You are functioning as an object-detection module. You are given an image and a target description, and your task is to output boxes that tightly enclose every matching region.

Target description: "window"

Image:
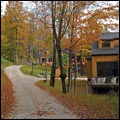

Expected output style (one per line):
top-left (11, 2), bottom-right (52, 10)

top-left (102, 41), bottom-right (110, 48)
top-left (48, 57), bottom-right (52, 62)
top-left (41, 57), bottom-right (46, 62)
top-left (77, 56), bottom-right (81, 61)
top-left (97, 62), bottom-right (118, 77)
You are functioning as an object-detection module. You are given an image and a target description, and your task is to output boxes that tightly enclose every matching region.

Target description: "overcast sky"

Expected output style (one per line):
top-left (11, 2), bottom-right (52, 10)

top-left (1, 1), bottom-right (8, 15)
top-left (1, 1), bottom-right (29, 15)
top-left (1, 1), bottom-right (119, 15)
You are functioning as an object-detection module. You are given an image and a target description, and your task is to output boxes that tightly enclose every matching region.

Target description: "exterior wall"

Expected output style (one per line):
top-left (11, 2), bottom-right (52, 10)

top-left (86, 59), bottom-right (92, 78)
top-left (92, 55), bottom-right (118, 77)
top-left (99, 40), bottom-right (112, 49)
top-left (98, 39), bottom-right (119, 49)
top-left (41, 62), bottom-right (52, 66)
top-left (98, 40), bottom-right (102, 49)
top-left (114, 40), bottom-right (119, 47)
top-left (41, 56), bottom-right (52, 66)
top-left (110, 41), bottom-right (114, 48)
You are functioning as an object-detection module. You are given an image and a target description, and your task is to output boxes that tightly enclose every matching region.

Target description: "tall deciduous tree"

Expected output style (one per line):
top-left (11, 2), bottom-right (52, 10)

top-left (1, 1), bottom-right (26, 63)
top-left (50, 1), bottom-right (73, 93)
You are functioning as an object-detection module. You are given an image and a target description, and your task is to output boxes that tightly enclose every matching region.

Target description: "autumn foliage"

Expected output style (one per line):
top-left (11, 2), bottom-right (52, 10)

top-left (1, 1), bottom-right (119, 64)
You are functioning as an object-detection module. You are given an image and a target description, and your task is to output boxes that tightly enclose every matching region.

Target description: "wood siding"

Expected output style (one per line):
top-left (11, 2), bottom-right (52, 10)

top-left (92, 55), bottom-right (118, 77)
top-left (86, 59), bottom-right (92, 78)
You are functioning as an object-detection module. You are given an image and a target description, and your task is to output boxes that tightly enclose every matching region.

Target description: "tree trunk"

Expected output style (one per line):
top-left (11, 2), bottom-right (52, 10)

top-left (10, 43), bottom-right (13, 62)
top-left (68, 49), bottom-right (72, 92)
top-left (31, 63), bottom-right (33, 75)
top-left (74, 52), bottom-right (78, 95)
top-left (80, 50), bottom-right (84, 75)
top-left (15, 27), bottom-right (18, 64)
top-left (31, 44), bottom-right (34, 75)
top-left (50, 1), bottom-right (57, 87)
top-left (57, 45), bottom-right (66, 93)
top-left (50, 42), bottom-right (56, 87)
top-left (44, 52), bottom-right (47, 82)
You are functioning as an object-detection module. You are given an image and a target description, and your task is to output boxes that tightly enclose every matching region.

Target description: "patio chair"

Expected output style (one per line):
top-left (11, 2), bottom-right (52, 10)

top-left (116, 76), bottom-right (119, 84)
top-left (97, 77), bottom-right (106, 84)
top-left (105, 76), bottom-right (112, 83)
top-left (111, 77), bottom-right (117, 84)
top-left (91, 77), bottom-right (97, 85)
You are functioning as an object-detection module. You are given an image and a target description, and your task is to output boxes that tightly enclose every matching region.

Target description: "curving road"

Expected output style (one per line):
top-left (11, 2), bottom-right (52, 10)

top-left (4, 65), bottom-right (79, 119)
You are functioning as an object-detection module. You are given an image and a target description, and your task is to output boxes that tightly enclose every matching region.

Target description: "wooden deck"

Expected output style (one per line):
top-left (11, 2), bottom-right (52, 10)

top-left (90, 83), bottom-right (119, 87)
top-left (88, 84), bottom-right (119, 93)
top-left (87, 76), bottom-right (119, 93)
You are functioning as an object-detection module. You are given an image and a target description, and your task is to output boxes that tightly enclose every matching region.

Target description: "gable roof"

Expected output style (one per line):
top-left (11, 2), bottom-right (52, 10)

top-left (100, 32), bottom-right (119, 40)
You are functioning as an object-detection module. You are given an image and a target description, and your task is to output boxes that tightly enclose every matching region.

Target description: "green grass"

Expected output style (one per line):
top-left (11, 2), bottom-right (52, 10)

top-left (20, 65), bottom-right (87, 78)
top-left (36, 80), bottom-right (119, 119)
top-left (1, 56), bottom-right (13, 84)
top-left (1, 56), bottom-right (13, 88)
top-left (1, 56), bottom-right (13, 69)
top-left (108, 91), bottom-right (119, 114)
top-left (20, 65), bottom-right (52, 77)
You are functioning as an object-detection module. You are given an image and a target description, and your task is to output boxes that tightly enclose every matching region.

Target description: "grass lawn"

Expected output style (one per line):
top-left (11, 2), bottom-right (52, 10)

top-left (20, 65), bottom-right (52, 77)
top-left (35, 79), bottom-right (119, 119)
top-left (1, 56), bottom-right (16, 119)
top-left (20, 65), bottom-right (87, 78)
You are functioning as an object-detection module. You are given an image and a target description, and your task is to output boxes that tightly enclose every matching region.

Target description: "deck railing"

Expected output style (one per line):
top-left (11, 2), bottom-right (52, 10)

top-left (89, 76), bottom-right (119, 85)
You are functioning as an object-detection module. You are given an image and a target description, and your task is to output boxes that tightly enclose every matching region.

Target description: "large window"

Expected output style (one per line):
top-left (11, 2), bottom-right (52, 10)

top-left (97, 61), bottom-right (118, 77)
top-left (102, 41), bottom-right (110, 48)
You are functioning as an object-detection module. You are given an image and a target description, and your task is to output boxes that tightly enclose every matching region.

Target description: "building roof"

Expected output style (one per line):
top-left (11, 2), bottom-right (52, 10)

top-left (100, 32), bottom-right (119, 40)
top-left (86, 55), bottom-right (92, 60)
top-left (91, 32), bottom-right (119, 55)
top-left (91, 42), bottom-right (119, 55)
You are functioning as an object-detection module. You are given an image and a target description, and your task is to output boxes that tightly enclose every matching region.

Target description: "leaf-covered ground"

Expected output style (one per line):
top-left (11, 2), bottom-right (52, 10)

top-left (1, 72), bottom-right (16, 119)
top-left (1, 56), bottom-right (16, 119)
top-left (36, 80), bottom-right (119, 119)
